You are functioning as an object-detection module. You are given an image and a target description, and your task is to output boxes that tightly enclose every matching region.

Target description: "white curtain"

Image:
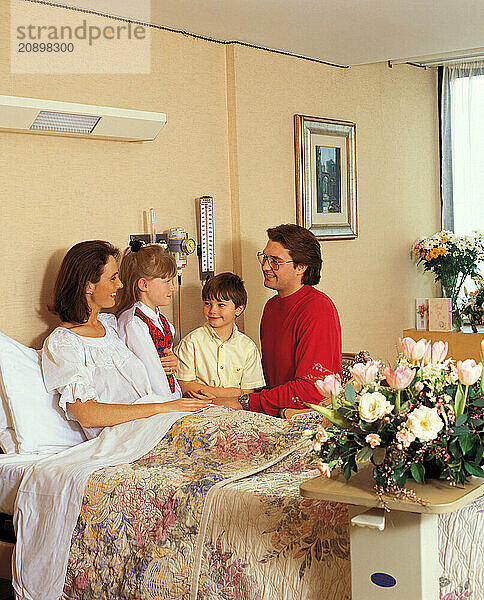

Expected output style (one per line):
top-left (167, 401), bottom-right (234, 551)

top-left (441, 61), bottom-right (484, 234)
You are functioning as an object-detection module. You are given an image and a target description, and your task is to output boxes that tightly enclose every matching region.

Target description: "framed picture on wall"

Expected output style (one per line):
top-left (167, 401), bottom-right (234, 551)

top-left (294, 115), bottom-right (357, 240)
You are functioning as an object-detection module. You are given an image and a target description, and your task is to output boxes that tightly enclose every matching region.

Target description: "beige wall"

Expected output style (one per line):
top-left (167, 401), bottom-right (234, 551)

top-left (229, 47), bottom-right (441, 362)
top-left (1, 1), bottom-right (440, 361)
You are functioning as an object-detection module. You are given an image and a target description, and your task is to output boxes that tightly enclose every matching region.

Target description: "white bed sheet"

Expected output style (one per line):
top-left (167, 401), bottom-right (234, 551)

top-left (0, 453), bottom-right (49, 515)
top-left (12, 410), bottom-right (190, 600)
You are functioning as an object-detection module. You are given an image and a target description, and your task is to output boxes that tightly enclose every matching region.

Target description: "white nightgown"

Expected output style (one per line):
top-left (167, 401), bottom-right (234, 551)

top-left (41, 313), bottom-right (163, 439)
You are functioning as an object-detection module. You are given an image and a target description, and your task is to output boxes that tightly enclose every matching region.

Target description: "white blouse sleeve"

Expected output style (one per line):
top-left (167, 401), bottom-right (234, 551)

top-left (41, 329), bottom-right (99, 419)
top-left (118, 316), bottom-right (174, 398)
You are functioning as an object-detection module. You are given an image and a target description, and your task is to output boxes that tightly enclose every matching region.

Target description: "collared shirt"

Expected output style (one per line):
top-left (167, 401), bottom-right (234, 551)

top-left (117, 302), bottom-right (182, 400)
top-left (175, 323), bottom-right (265, 390)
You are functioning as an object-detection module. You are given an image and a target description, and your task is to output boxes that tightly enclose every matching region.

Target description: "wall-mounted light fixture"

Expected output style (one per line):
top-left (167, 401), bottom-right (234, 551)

top-left (0, 95), bottom-right (166, 141)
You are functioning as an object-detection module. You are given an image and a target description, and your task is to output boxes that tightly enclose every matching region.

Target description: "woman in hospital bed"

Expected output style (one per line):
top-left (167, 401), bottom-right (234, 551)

top-left (41, 240), bottom-right (211, 439)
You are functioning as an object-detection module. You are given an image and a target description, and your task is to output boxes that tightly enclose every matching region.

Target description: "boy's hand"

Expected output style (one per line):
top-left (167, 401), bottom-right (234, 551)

top-left (160, 349), bottom-right (178, 376)
top-left (187, 388), bottom-right (216, 400)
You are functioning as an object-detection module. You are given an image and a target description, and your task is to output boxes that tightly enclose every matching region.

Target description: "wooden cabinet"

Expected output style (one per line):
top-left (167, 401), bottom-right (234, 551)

top-left (402, 328), bottom-right (484, 362)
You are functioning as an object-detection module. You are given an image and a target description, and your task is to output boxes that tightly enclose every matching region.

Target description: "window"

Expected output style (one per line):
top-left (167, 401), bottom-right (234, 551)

top-left (442, 62), bottom-right (484, 235)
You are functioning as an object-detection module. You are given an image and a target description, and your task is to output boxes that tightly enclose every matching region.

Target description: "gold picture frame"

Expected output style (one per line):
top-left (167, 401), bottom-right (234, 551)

top-left (295, 115), bottom-right (357, 240)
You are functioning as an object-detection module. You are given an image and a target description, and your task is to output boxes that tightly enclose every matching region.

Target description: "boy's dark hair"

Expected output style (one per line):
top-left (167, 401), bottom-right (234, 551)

top-left (267, 223), bottom-right (322, 285)
top-left (51, 240), bottom-right (120, 324)
top-left (202, 272), bottom-right (247, 309)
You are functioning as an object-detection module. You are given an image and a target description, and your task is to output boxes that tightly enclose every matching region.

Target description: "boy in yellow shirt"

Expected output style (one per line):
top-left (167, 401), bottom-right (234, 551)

top-left (176, 273), bottom-right (265, 400)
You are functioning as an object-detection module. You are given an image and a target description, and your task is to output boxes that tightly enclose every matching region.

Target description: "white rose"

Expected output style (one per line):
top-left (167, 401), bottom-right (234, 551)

top-left (358, 392), bottom-right (391, 423)
top-left (406, 406), bottom-right (444, 442)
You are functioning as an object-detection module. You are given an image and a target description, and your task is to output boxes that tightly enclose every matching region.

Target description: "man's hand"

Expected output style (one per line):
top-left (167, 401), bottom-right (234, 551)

top-left (160, 349), bottom-right (178, 376)
top-left (211, 397), bottom-right (243, 410)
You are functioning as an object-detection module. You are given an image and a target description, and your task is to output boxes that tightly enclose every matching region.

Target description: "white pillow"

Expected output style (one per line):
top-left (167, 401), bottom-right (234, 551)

top-left (0, 332), bottom-right (86, 453)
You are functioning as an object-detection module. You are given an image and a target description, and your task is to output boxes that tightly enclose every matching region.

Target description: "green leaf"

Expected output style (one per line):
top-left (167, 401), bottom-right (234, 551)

top-left (463, 462), bottom-right (484, 477)
top-left (344, 383), bottom-right (356, 405)
top-left (306, 404), bottom-right (352, 429)
top-left (358, 420), bottom-right (379, 433)
top-left (450, 425), bottom-right (470, 436)
top-left (448, 438), bottom-right (462, 460)
top-left (356, 446), bottom-right (373, 462)
top-left (455, 414), bottom-right (467, 426)
top-left (454, 383), bottom-right (466, 418)
top-left (472, 398), bottom-right (484, 407)
top-left (371, 447), bottom-right (386, 465)
top-left (459, 433), bottom-right (477, 455)
top-left (410, 463), bottom-right (425, 485)
top-left (393, 471), bottom-right (408, 488)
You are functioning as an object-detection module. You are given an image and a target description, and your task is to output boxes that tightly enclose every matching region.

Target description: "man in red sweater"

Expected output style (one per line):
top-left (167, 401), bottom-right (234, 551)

top-left (214, 223), bottom-right (342, 416)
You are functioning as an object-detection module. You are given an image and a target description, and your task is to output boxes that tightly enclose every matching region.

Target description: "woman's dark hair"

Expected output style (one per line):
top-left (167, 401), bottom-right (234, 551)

top-left (202, 272), bottom-right (247, 309)
top-left (267, 224), bottom-right (322, 285)
top-left (51, 240), bottom-right (120, 324)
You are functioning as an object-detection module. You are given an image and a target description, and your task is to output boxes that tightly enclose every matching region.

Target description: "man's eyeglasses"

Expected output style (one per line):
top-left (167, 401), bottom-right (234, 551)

top-left (257, 252), bottom-right (294, 271)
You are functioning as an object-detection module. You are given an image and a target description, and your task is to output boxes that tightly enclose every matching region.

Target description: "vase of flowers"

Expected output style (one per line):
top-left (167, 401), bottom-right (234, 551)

top-left (412, 231), bottom-right (484, 331)
top-left (304, 337), bottom-right (484, 503)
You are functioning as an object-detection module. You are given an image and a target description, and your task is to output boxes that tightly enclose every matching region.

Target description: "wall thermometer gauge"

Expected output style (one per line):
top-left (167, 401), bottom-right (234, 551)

top-left (199, 196), bottom-right (215, 280)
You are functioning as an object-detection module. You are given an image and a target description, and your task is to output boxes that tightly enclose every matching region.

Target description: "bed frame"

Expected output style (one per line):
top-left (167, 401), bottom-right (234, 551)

top-left (0, 514), bottom-right (14, 579)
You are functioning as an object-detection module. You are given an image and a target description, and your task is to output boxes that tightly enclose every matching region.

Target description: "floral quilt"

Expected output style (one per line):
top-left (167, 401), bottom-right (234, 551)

top-left (61, 407), bottom-right (351, 600)
top-left (60, 406), bottom-right (483, 600)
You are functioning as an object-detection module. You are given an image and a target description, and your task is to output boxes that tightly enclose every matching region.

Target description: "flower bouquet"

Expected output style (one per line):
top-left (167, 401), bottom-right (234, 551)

top-left (305, 338), bottom-right (484, 503)
top-left (411, 231), bottom-right (484, 330)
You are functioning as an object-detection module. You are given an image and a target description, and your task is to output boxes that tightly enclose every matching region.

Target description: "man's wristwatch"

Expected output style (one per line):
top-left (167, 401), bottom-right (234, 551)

top-left (238, 393), bottom-right (250, 411)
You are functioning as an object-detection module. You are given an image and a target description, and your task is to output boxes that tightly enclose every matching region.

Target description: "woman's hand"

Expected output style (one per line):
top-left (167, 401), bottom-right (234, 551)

top-left (162, 398), bottom-right (213, 412)
top-left (160, 349), bottom-right (178, 376)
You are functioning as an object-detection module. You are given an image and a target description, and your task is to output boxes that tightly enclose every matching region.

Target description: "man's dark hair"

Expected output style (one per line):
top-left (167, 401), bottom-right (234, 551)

top-left (267, 224), bottom-right (322, 285)
top-left (51, 240), bottom-right (120, 324)
top-left (202, 272), bottom-right (247, 309)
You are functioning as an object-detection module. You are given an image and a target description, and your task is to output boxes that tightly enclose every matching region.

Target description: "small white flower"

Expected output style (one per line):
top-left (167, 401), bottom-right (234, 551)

top-left (365, 433), bottom-right (381, 448)
top-left (312, 440), bottom-right (322, 452)
top-left (317, 461), bottom-right (332, 478)
top-left (396, 428), bottom-right (416, 447)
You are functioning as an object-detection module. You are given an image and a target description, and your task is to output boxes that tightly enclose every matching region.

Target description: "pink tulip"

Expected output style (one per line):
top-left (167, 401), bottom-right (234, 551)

top-left (431, 341), bottom-right (448, 363)
top-left (422, 341), bottom-right (432, 365)
top-left (456, 359), bottom-right (483, 386)
top-left (398, 337), bottom-right (430, 362)
top-left (383, 365), bottom-right (415, 390)
top-left (350, 362), bottom-right (379, 385)
top-left (315, 374), bottom-right (342, 398)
